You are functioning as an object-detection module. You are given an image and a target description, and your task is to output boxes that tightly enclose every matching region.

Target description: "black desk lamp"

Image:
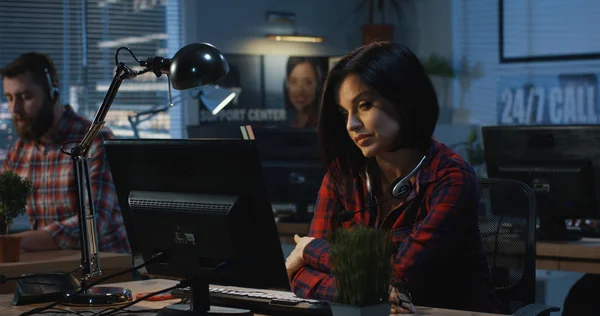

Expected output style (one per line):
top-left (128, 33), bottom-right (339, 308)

top-left (60, 43), bottom-right (229, 306)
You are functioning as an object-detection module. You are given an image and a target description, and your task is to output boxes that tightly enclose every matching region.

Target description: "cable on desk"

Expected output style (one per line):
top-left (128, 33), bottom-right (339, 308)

top-left (19, 252), bottom-right (166, 316)
top-left (179, 296), bottom-right (190, 304)
top-left (101, 309), bottom-right (161, 315)
top-left (33, 305), bottom-right (164, 316)
top-left (35, 308), bottom-right (91, 316)
top-left (96, 281), bottom-right (187, 316)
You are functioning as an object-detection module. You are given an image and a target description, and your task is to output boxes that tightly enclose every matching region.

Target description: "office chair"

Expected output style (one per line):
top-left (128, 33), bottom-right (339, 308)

top-left (477, 177), bottom-right (560, 316)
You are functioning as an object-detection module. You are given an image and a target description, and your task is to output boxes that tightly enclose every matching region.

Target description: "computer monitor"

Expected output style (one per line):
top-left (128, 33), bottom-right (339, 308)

top-left (252, 127), bottom-right (323, 222)
top-left (187, 125), bottom-right (324, 223)
top-left (187, 124), bottom-right (247, 139)
top-left (482, 125), bottom-right (600, 241)
top-left (105, 139), bottom-right (290, 315)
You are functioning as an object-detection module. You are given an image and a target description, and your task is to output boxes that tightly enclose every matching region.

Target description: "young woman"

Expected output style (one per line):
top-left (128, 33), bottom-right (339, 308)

top-left (284, 57), bottom-right (323, 128)
top-left (285, 42), bottom-right (501, 314)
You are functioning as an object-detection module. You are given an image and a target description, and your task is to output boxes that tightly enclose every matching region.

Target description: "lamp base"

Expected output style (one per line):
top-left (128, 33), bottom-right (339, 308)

top-left (62, 286), bottom-right (132, 306)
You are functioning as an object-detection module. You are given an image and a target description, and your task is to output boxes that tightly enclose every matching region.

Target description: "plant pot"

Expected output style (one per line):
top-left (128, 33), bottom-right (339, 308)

top-left (0, 236), bottom-right (21, 262)
top-left (330, 302), bottom-right (391, 316)
top-left (361, 24), bottom-right (394, 45)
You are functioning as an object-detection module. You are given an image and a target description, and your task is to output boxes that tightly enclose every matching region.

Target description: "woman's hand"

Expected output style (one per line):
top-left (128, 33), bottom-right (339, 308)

top-left (285, 234), bottom-right (315, 280)
top-left (389, 286), bottom-right (417, 314)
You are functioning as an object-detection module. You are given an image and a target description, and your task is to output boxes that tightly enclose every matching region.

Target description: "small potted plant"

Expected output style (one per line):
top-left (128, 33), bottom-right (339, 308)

top-left (329, 226), bottom-right (393, 316)
top-left (0, 170), bottom-right (33, 262)
top-left (352, 0), bottom-right (410, 45)
top-left (450, 127), bottom-right (486, 176)
top-left (422, 54), bottom-right (455, 123)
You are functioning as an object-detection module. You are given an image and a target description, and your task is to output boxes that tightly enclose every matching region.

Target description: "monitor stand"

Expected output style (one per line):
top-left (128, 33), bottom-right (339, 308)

top-left (537, 216), bottom-right (581, 242)
top-left (157, 278), bottom-right (251, 316)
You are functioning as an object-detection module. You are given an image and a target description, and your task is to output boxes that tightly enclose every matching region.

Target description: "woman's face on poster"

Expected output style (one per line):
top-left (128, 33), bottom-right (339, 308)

top-left (287, 61), bottom-right (318, 111)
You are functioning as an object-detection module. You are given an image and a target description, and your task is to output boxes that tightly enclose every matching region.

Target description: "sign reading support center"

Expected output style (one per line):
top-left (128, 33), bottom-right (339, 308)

top-left (497, 73), bottom-right (599, 125)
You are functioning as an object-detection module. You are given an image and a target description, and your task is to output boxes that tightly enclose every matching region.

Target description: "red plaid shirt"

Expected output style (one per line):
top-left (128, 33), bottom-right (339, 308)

top-left (1, 105), bottom-right (130, 253)
top-left (291, 139), bottom-right (502, 313)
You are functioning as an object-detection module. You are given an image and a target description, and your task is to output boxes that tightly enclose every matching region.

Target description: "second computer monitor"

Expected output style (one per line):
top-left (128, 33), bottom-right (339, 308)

top-left (482, 125), bottom-right (600, 241)
top-left (187, 125), bottom-right (324, 222)
top-left (252, 128), bottom-right (323, 222)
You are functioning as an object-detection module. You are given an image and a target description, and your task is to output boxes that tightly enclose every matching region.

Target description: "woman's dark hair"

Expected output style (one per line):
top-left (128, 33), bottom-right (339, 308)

top-left (283, 57), bottom-right (325, 110)
top-left (317, 41), bottom-right (439, 194)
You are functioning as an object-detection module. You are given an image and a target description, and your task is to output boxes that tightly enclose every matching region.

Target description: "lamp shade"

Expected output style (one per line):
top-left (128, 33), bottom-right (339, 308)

top-left (169, 43), bottom-right (229, 90)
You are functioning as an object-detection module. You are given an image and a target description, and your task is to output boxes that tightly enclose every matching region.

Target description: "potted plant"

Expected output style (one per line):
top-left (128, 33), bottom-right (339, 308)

top-left (422, 54), bottom-right (455, 123)
top-left (450, 127), bottom-right (486, 176)
top-left (353, 0), bottom-right (409, 45)
top-left (453, 55), bottom-right (484, 123)
top-left (329, 226), bottom-right (393, 316)
top-left (422, 54), bottom-right (455, 79)
top-left (0, 170), bottom-right (33, 262)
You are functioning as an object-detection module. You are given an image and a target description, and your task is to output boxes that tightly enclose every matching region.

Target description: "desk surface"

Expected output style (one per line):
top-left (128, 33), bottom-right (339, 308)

top-left (0, 279), bottom-right (506, 316)
top-left (537, 238), bottom-right (600, 259)
top-left (536, 238), bottom-right (600, 273)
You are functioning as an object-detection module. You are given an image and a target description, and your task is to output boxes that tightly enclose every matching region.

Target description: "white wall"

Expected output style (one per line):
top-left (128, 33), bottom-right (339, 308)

top-left (179, 0), bottom-right (454, 130)
top-left (181, 0), bottom-right (361, 57)
top-left (404, 0), bottom-right (453, 60)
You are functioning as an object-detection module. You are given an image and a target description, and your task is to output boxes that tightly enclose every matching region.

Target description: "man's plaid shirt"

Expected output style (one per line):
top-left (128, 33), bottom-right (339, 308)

top-left (2, 105), bottom-right (130, 253)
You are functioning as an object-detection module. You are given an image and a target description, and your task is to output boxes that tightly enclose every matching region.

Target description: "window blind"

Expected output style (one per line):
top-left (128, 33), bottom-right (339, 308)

top-left (0, 0), bottom-right (182, 154)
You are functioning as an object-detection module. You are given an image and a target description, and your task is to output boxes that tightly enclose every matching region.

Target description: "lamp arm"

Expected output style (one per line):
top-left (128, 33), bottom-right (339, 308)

top-left (64, 61), bottom-right (147, 283)
top-left (75, 63), bottom-right (146, 157)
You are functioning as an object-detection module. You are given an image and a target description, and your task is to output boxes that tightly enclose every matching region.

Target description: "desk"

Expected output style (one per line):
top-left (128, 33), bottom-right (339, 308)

top-left (277, 222), bottom-right (600, 274)
top-left (277, 222), bottom-right (310, 244)
top-left (0, 250), bottom-right (133, 294)
top-left (0, 279), bottom-right (506, 316)
top-left (537, 238), bottom-right (600, 274)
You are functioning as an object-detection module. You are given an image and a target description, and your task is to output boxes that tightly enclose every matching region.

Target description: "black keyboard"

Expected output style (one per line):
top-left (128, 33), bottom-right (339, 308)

top-left (171, 285), bottom-right (331, 316)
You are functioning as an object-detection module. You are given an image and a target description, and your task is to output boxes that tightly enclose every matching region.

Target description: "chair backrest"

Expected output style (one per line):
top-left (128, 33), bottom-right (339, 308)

top-left (477, 177), bottom-right (537, 314)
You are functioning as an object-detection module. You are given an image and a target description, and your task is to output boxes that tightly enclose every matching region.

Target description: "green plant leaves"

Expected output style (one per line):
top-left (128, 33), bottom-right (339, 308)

top-left (330, 226), bottom-right (393, 306)
top-left (0, 170), bottom-right (33, 233)
top-left (422, 54), bottom-right (455, 78)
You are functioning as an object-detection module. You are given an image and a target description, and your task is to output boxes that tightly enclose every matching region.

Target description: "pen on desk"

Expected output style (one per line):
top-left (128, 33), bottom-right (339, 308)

top-left (135, 291), bottom-right (174, 301)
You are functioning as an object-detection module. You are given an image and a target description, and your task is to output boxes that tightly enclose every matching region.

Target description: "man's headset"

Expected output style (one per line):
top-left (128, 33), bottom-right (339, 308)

top-left (43, 68), bottom-right (60, 102)
top-left (336, 155), bottom-right (428, 223)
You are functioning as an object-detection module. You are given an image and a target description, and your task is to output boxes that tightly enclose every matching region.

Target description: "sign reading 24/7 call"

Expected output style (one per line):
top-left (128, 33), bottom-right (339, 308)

top-left (497, 73), bottom-right (599, 125)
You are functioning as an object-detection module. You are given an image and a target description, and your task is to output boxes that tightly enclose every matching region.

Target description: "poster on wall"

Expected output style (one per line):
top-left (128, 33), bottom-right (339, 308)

top-left (497, 73), bottom-right (599, 125)
top-left (196, 54), bottom-right (330, 130)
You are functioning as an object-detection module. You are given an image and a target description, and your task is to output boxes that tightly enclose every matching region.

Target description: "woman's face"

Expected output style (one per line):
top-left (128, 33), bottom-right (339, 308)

top-left (287, 61), bottom-right (318, 111)
top-left (337, 74), bottom-right (400, 158)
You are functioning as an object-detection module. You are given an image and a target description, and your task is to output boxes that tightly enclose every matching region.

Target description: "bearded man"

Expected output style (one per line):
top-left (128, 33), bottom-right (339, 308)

top-left (1, 52), bottom-right (129, 253)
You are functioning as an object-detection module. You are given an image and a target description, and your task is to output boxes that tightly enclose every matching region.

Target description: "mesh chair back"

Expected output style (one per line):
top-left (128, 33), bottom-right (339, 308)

top-left (477, 177), bottom-right (537, 314)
